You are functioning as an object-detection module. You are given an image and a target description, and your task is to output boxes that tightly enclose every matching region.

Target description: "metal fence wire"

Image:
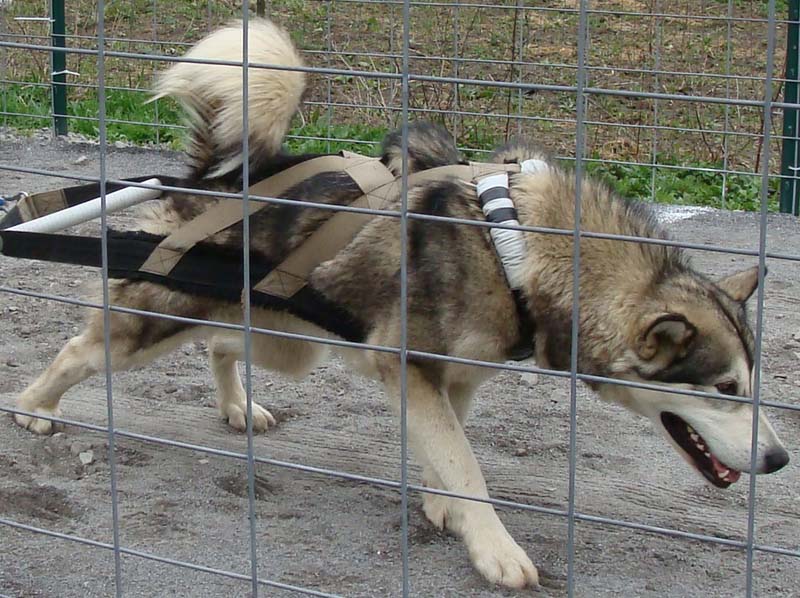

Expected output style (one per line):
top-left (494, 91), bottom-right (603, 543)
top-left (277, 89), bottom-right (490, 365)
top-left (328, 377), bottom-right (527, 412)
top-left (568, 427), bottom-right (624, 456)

top-left (0, 0), bottom-right (799, 596)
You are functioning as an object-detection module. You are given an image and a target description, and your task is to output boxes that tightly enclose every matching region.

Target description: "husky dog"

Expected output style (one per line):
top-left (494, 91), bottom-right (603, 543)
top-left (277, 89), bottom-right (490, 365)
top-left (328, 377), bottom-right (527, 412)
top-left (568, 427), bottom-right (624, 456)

top-left (13, 19), bottom-right (789, 589)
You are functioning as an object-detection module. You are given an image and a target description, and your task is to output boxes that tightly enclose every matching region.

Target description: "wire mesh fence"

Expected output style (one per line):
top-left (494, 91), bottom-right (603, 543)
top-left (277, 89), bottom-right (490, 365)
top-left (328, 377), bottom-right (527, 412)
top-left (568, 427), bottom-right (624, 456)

top-left (0, 0), bottom-right (799, 597)
top-left (1, 0), bottom-right (798, 211)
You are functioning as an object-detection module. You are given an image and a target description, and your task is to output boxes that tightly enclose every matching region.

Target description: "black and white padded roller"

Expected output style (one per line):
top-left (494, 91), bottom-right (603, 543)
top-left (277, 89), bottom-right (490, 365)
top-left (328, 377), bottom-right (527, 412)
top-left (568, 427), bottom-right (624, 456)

top-left (476, 172), bottom-right (528, 290)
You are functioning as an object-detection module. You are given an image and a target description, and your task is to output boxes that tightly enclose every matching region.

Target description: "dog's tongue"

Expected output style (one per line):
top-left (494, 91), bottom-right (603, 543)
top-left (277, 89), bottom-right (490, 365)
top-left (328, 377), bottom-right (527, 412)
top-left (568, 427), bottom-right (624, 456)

top-left (710, 453), bottom-right (741, 484)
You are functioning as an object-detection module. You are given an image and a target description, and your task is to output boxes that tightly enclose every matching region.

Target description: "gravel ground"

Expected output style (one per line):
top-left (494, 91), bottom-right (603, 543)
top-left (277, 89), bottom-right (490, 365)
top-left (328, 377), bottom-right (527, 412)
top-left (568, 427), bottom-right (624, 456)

top-left (0, 135), bottom-right (799, 598)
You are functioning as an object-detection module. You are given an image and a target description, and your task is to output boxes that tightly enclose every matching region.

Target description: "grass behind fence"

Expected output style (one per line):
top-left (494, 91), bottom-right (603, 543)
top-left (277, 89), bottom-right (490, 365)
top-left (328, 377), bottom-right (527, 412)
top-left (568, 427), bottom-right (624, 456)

top-left (0, 0), bottom-right (788, 211)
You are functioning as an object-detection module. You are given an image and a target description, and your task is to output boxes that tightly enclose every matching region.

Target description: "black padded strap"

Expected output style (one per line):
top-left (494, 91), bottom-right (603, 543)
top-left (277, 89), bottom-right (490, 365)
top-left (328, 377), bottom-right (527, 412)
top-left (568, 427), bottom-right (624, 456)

top-left (0, 228), bottom-right (366, 342)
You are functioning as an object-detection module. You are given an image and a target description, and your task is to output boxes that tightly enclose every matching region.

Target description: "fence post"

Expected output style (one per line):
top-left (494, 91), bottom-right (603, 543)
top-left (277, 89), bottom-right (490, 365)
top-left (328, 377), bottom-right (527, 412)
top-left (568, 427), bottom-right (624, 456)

top-left (51, 0), bottom-right (67, 136)
top-left (780, 0), bottom-right (800, 215)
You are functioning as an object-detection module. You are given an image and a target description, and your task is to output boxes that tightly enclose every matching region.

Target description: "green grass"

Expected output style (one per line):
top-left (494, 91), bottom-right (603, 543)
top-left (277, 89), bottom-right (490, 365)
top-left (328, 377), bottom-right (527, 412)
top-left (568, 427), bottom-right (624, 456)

top-left (589, 160), bottom-right (779, 211)
top-left (1, 82), bottom-right (183, 145)
top-left (0, 82), bottom-right (778, 211)
top-left (287, 111), bottom-right (386, 155)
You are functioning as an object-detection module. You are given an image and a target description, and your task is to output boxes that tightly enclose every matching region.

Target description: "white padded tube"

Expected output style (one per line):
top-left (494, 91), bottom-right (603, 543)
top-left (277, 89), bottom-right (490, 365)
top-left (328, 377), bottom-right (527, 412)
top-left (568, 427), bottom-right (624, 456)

top-left (8, 178), bottom-right (163, 233)
top-left (475, 172), bottom-right (528, 289)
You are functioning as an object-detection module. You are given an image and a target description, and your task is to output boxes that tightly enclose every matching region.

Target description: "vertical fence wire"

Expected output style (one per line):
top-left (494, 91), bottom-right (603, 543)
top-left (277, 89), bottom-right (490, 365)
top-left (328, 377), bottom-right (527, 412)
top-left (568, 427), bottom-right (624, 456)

top-left (324, 0), bottom-right (334, 154)
top-left (451, 2), bottom-right (460, 140)
top-left (567, 0), bottom-right (591, 594)
top-left (649, 0), bottom-right (662, 204)
top-left (240, 7), bottom-right (262, 597)
top-left (514, 0), bottom-right (525, 138)
top-left (399, 1), bottom-right (412, 595)
top-left (96, 0), bottom-right (124, 594)
top-left (721, 0), bottom-right (735, 210)
top-left (0, 0), bottom-right (7, 129)
top-left (745, 1), bottom-right (780, 594)
top-left (151, 0), bottom-right (159, 145)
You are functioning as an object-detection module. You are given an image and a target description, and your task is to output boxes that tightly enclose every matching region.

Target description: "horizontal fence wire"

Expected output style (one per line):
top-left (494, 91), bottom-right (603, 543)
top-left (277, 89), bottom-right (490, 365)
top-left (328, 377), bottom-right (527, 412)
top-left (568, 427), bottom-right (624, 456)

top-left (2, 39), bottom-right (800, 110)
top-left (1, 282), bottom-right (799, 415)
top-left (2, 30), bottom-right (799, 86)
top-left (3, 165), bottom-right (800, 263)
top-left (1, 0), bottom-right (798, 595)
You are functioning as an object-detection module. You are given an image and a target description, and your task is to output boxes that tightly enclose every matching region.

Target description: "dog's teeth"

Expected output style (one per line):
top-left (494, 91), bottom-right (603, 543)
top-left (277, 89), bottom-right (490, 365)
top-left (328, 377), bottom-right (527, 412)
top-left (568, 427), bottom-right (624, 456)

top-left (718, 469), bottom-right (730, 479)
top-left (690, 432), bottom-right (699, 442)
top-left (704, 451), bottom-right (711, 458)
top-left (686, 424), bottom-right (695, 433)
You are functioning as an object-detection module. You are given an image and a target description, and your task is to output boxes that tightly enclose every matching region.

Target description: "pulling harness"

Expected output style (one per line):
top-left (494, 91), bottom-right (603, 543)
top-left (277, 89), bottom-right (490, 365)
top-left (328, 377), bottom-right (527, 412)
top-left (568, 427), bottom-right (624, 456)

top-left (0, 152), bottom-right (543, 360)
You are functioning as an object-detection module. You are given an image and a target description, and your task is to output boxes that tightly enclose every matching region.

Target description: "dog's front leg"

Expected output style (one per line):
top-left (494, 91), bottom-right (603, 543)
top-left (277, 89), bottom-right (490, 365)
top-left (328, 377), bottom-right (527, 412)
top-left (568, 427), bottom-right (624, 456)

top-left (384, 365), bottom-right (539, 589)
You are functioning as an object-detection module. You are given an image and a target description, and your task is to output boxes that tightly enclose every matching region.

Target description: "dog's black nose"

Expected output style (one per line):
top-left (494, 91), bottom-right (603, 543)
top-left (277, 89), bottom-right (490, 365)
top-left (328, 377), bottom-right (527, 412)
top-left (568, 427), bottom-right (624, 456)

top-left (763, 448), bottom-right (790, 474)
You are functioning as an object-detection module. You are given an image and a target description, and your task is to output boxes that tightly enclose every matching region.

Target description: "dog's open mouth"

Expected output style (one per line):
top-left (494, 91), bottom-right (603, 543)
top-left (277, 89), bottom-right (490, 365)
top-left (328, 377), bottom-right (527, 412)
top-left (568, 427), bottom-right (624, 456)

top-left (660, 412), bottom-right (741, 488)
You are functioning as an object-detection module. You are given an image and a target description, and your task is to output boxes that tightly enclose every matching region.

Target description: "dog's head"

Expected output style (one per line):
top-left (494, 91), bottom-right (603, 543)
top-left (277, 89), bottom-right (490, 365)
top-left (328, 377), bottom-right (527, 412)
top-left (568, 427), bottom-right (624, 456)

top-left (600, 265), bottom-right (789, 487)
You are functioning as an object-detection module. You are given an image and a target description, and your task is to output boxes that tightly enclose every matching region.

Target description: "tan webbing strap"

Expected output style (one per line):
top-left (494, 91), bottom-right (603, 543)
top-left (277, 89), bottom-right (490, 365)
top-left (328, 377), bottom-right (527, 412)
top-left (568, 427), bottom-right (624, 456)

top-left (17, 189), bottom-right (68, 222)
top-left (139, 153), bottom-right (382, 276)
top-left (343, 155), bottom-right (398, 203)
top-left (253, 161), bottom-right (522, 299)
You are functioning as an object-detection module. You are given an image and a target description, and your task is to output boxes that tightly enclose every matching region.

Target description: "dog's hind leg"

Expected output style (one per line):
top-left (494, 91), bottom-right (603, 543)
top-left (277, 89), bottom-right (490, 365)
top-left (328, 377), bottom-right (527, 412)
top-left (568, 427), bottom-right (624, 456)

top-left (14, 332), bottom-right (103, 434)
top-left (208, 335), bottom-right (276, 433)
top-left (206, 314), bottom-right (329, 433)
top-left (381, 363), bottom-right (538, 589)
top-left (15, 283), bottom-right (205, 434)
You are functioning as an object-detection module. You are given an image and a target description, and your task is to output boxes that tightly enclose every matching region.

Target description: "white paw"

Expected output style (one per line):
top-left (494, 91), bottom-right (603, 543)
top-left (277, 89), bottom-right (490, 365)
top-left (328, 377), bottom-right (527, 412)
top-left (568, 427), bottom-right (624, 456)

top-left (423, 490), bottom-right (450, 530)
top-left (221, 401), bottom-right (276, 433)
top-left (467, 526), bottom-right (539, 589)
top-left (14, 407), bottom-right (61, 435)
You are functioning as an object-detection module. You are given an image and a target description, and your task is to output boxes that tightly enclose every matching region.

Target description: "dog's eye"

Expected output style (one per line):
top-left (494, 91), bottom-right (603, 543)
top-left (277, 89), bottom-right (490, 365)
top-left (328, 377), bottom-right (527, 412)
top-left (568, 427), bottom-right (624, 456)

top-left (715, 381), bottom-right (737, 396)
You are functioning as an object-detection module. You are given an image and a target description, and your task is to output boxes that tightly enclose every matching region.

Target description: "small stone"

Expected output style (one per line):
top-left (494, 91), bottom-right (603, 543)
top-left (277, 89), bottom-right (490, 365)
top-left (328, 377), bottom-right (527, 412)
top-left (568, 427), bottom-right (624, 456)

top-left (198, 458), bottom-right (209, 465)
top-left (70, 441), bottom-right (92, 455)
top-left (72, 155), bottom-right (89, 165)
top-left (164, 385), bottom-right (179, 394)
top-left (520, 372), bottom-right (539, 385)
top-left (6, 306), bottom-right (17, 313)
top-left (645, 582), bottom-right (657, 591)
top-left (51, 432), bottom-right (66, 440)
top-left (514, 447), bottom-right (529, 457)
top-left (5, 359), bottom-right (19, 368)
top-left (794, 352), bottom-right (800, 361)
top-left (78, 450), bottom-right (94, 465)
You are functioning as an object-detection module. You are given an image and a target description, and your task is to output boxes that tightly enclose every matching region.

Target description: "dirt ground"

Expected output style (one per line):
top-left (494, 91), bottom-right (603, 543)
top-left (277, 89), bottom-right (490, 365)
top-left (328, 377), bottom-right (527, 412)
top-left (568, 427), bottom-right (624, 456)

top-left (0, 135), bottom-right (799, 598)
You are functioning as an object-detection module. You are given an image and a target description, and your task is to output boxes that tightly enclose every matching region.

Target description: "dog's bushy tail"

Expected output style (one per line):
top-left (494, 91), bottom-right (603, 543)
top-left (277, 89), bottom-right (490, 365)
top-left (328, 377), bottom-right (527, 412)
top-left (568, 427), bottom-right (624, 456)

top-left (152, 19), bottom-right (305, 178)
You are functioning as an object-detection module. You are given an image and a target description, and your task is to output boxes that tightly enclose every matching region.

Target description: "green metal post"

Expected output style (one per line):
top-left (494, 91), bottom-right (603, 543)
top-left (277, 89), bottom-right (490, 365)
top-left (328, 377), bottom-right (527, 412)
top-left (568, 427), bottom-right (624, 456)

top-left (51, 0), bottom-right (67, 136)
top-left (780, 0), bottom-right (800, 215)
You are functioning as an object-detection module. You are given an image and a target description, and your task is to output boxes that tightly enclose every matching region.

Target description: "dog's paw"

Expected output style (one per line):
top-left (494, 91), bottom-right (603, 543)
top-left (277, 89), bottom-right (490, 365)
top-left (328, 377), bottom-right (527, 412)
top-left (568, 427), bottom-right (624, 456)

top-left (422, 490), bottom-right (450, 530)
top-left (14, 407), bottom-right (61, 435)
top-left (221, 401), bottom-right (276, 433)
top-left (467, 527), bottom-right (539, 589)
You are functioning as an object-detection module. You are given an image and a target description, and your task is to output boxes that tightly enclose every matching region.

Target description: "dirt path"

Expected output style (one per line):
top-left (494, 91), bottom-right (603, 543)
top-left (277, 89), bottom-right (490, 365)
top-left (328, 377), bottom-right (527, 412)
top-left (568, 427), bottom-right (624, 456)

top-left (0, 136), bottom-right (798, 597)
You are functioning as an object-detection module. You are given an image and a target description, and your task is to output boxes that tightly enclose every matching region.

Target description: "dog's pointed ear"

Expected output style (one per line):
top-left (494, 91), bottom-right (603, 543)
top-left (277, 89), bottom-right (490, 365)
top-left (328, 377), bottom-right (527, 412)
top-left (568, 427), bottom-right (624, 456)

top-left (717, 265), bottom-right (763, 303)
top-left (636, 313), bottom-right (697, 361)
